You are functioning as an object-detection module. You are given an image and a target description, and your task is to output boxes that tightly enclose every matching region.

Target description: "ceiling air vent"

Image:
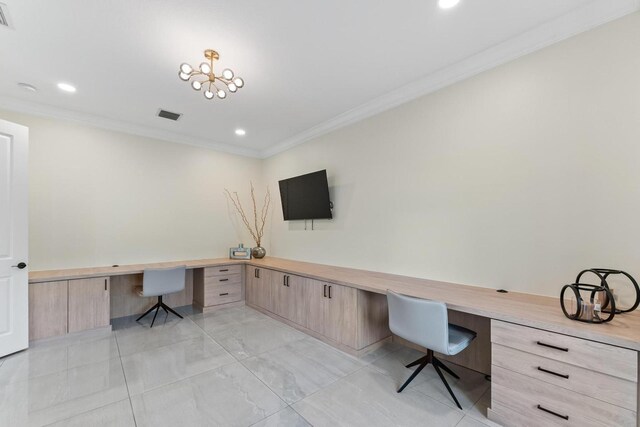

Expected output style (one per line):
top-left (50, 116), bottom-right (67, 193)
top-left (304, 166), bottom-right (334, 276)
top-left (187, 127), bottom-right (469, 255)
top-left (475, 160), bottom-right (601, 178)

top-left (157, 109), bottom-right (182, 121)
top-left (0, 3), bottom-right (12, 28)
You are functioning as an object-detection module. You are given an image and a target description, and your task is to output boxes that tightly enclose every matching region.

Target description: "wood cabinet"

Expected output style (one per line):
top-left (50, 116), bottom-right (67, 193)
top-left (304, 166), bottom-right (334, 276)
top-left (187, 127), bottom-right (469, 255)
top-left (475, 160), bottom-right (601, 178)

top-left (246, 267), bottom-right (364, 349)
top-left (301, 278), bottom-right (357, 348)
top-left (245, 265), bottom-right (272, 311)
top-left (302, 278), bottom-right (325, 335)
top-left (29, 281), bottom-right (68, 341)
top-left (245, 268), bottom-right (388, 353)
top-left (68, 277), bottom-right (111, 333)
top-left (29, 277), bottom-right (110, 340)
top-left (194, 265), bottom-right (243, 310)
top-left (323, 282), bottom-right (357, 348)
top-left (270, 270), bottom-right (288, 318)
top-left (270, 272), bottom-right (305, 325)
top-left (489, 320), bottom-right (638, 426)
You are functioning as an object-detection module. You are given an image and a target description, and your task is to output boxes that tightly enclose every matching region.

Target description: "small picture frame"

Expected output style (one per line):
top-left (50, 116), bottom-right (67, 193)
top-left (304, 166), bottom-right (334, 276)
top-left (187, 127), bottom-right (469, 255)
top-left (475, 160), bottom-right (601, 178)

top-left (229, 243), bottom-right (251, 259)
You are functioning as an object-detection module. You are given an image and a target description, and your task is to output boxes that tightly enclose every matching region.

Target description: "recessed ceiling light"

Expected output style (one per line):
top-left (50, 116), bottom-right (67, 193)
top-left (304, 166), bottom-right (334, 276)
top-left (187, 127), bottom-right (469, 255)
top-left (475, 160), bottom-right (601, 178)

top-left (17, 82), bottom-right (37, 92)
top-left (439, 0), bottom-right (460, 9)
top-left (235, 129), bottom-right (246, 136)
top-left (57, 82), bottom-right (76, 93)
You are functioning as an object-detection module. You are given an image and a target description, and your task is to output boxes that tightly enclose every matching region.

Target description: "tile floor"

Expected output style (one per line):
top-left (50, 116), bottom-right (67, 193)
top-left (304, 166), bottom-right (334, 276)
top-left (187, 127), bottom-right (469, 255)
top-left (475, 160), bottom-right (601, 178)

top-left (0, 305), bottom-right (501, 427)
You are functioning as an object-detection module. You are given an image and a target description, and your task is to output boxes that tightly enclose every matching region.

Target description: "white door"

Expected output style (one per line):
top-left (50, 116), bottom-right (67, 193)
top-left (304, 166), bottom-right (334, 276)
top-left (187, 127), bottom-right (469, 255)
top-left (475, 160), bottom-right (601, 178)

top-left (0, 119), bottom-right (29, 357)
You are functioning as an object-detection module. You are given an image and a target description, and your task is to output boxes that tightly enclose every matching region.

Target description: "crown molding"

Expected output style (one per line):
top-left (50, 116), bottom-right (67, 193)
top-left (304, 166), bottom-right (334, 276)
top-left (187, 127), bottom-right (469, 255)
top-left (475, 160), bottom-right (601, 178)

top-left (0, 96), bottom-right (262, 158)
top-left (260, 0), bottom-right (640, 159)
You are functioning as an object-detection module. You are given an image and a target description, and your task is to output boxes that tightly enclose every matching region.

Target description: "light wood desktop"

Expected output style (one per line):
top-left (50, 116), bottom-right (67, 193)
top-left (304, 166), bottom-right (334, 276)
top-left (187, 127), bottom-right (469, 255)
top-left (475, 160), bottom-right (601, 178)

top-left (29, 257), bottom-right (640, 426)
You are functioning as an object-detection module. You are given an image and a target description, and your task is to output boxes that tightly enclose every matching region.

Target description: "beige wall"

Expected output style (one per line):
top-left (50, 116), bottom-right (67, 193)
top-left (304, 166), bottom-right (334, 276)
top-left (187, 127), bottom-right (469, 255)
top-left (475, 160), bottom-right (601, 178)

top-left (263, 12), bottom-right (640, 297)
top-left (0, 109), bottom-right (262, 270)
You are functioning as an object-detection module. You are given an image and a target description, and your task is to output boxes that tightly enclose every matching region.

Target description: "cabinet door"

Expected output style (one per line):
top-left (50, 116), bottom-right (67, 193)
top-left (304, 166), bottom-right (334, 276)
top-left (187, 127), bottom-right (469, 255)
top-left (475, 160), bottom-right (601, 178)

top-left (270, 271), bottom-right (288, 317)
top-left (324, 283), bottom-right (358, 348)
top-left (68, 277), bottom-right (110, 333)
top-left (302, 278), bottom-right (325, 334)
top-left (29, 281), bottom-right (68, 340)
top-left (254, 268), bottom-right (273, 311)
top-left (287, 275), bottom-right (306, 326)
top-left (245, 265), bottom-right (257, 306)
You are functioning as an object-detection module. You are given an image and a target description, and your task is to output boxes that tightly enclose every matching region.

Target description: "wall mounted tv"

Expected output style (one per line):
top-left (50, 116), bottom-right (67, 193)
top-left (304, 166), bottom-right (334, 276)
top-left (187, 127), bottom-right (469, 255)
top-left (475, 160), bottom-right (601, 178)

top-left (279, 170), bottom-right (332, 220)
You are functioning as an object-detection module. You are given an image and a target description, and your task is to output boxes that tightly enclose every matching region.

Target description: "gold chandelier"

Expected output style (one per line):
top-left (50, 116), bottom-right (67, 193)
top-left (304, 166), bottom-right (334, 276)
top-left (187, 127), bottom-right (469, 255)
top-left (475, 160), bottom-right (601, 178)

top-left (178, 49), bottom-right (244, 100)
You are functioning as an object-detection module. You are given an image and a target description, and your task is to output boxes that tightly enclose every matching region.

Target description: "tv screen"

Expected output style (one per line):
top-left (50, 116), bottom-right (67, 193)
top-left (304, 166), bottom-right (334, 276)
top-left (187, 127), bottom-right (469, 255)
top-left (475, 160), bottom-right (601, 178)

top-left (279, 170), bottom-right (332, 220)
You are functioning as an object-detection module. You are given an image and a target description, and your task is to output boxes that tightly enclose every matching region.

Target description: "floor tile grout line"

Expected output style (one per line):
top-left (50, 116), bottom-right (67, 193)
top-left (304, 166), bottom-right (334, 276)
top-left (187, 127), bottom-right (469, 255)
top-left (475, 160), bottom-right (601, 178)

top-left (408, 375), bottom-right (490, 413)
top-left (285, 362), bottom-right (373, 405)
top-left (123, 350), bottom-right (240, 398)
top-left (114, 312), bottom-right (246, 424)
top-left (37, 398), bottom-right (134, 427)
top-left (115, 320), bottom-right (216, 358)
top-left (118, 331), bottom-right (221, 360)
top-left (4, 341), bottom-right (121, 387)
top-left (361, 354), bottom-right (477, 415)
top-left (230, 324), bottom-right (373, 405)
top-left (199, 321), bottom-right (308, 362)
top-left (115, 308), bottom-right (296, 400)
top-left (289, 404), bottom-right (314, 427)
top-left (0, 355), bottom-right (125, 390)
top-left (114, 328), bottom-right (139, 427)
top-left (456, 414), bottom-right (493, 427)
top-left (128, 396), bottom-right (139, 427)
top-left (236, 350), bottom-right (298, 410)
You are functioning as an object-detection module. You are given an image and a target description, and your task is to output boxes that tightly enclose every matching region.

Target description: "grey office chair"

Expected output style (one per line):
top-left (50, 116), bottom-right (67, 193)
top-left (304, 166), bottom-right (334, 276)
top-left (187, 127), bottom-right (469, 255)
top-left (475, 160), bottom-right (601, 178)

top-left (387, 290), bottom-right (477, 409)
top-left (136, 266), bottom-right (186, 327)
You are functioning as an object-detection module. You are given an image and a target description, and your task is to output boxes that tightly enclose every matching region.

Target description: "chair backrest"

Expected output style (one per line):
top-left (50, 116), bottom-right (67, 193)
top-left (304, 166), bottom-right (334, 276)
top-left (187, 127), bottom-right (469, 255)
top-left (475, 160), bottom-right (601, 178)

top-left (387, 290), bottom-right (450, 355)
top-left (142, 266), bottom-right (186, 297)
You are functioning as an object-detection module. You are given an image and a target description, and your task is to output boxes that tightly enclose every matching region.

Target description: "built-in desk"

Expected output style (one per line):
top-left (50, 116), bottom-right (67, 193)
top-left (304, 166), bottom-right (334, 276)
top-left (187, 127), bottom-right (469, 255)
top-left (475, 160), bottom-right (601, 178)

top-left (29, 257), bottom-right (640, 426)
top-left (30, 257), bottom-right (640, 350)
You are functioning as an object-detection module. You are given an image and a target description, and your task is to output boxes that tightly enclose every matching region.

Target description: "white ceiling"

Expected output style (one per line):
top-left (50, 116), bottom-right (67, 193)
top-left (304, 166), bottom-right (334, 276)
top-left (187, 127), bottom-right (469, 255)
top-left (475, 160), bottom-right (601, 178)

top-left (0, 0), bottom-right (638, 158)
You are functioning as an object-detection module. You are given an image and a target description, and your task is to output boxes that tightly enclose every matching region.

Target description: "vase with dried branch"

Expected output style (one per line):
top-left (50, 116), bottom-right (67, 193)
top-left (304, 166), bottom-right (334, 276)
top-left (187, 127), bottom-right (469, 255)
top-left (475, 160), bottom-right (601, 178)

top-left (224, 182), bottom-right (271, 259)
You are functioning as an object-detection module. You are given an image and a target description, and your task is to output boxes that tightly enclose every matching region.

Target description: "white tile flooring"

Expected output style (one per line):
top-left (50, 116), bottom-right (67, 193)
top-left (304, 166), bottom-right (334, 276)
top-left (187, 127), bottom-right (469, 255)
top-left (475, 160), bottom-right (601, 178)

top-left (0, 305), bottom-right (501, 427)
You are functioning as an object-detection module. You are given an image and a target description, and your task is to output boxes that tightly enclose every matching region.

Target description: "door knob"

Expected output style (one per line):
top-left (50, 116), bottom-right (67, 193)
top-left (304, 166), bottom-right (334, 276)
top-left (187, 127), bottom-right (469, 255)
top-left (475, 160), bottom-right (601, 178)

top-left (12, 262), bottom-right (27, 269)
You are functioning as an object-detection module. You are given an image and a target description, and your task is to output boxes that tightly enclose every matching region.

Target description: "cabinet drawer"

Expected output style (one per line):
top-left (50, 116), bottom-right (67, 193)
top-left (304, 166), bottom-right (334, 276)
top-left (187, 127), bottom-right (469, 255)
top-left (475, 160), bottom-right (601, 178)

top-left (492, 365), bottom-right (636, 427)
top-left (491, 320), bottom-right (637, 381)
top-left (493, 343), bottom-right (636, 410)
top-left (204, 273), bottom-right (241, 286)
top-left (204, 265), bottom-right (241, 277)
top-left (489, 403), bottom-right (556, 427)
top-left (204, 282), bottom-right (242, 306)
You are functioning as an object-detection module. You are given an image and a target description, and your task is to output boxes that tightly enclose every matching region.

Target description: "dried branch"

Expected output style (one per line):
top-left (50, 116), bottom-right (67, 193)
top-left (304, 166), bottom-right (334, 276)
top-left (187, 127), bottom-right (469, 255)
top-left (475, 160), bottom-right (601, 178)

top-left (224, 183), bottom-right (270, 247)
top-left (259, 188), bottom-right (271, 239)
top-left (251, 183), bottom-right (259, 244)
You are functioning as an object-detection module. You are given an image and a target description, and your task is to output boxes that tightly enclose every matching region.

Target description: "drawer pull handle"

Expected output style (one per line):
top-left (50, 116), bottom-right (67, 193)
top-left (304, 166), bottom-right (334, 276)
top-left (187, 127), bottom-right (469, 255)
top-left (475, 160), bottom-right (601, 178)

top-left (219, 278), bottom-right (229, 282)
top-left (220, 269), bottom-right (228, 272)
top-left (536, 341), bottom-right (569, 352)
top-left (324, 284), bottom-right (327, 298)
top-left (537, 405), bottom-right (569, 420)
top-left (537, 366), bottom-right (569, 379)
top-left (219, 292), bottom-right (229, 296)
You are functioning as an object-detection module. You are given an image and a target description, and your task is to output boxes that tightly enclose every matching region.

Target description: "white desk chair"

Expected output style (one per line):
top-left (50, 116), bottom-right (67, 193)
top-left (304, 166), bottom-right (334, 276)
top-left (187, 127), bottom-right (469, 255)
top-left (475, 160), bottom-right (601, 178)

top-left (136, 266), bottom-right (186, 327)
top-left (387, 290), bottom-right (477, 409)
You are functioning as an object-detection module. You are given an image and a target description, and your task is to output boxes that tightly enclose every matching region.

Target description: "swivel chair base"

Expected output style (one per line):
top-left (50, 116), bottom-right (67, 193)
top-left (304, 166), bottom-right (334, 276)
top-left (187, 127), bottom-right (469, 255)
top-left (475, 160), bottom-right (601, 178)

top-left (136, 295), bottom-right (183, 328)
top-left (397, 349), bottom-right (462, 410)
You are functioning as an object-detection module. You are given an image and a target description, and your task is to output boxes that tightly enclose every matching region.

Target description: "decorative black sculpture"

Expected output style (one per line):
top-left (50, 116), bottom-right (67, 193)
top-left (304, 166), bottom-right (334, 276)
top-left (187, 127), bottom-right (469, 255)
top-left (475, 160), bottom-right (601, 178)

top-left (561, 268), bottom-right (639, 323)
top-left (575, 269), bottom-right (640, 314)
top-left (560, 283), bottom-right (615, 323)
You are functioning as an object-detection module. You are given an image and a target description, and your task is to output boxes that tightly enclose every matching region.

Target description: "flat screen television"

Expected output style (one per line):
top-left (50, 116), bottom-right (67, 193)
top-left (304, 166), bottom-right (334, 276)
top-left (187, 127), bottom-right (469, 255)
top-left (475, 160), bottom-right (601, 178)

top-left (279, 170), bottom-right (332, 220)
